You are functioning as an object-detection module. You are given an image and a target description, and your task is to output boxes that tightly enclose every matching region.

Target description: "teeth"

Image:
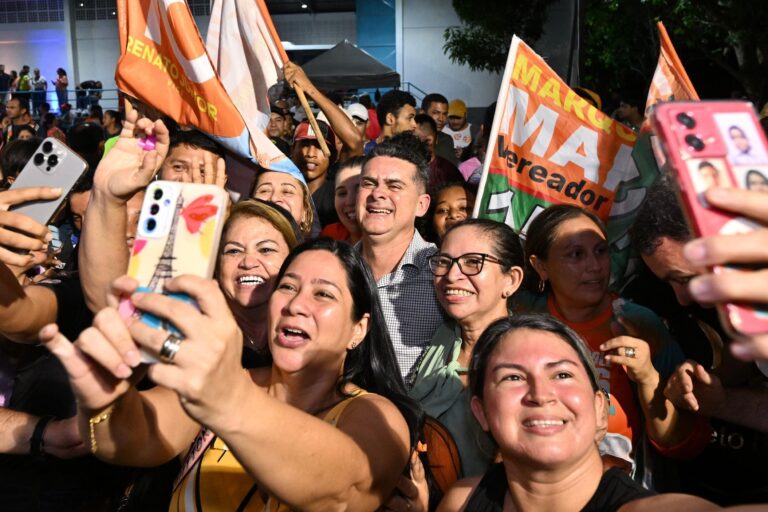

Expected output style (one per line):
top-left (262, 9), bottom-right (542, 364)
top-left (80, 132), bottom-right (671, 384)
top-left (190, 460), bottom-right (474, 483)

top-left (238, 276), bottom-right (265, 285)
top-left (306, 163), bottom-right (317, 170)
top-left (368, 208), bottom-right (391, 214)
top-left (445, 289), bottom-right (473, 296)
top-left (284, 328), bottom-right (306, 336)
top-left (345, 212), bottom-right (356, 221)
top-left (524, 420), bottom-right (565, 427)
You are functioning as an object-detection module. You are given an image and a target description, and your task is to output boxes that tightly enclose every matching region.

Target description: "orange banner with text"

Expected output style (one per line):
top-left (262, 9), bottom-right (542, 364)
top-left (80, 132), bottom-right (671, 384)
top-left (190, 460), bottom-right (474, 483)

top-left (484, 37), bottom-right (638, 221)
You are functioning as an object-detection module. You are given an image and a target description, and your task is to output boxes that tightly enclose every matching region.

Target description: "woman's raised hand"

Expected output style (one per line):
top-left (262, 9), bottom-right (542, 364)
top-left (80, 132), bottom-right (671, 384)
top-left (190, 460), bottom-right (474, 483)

top-left (125, 275), bottom-right (247, 431)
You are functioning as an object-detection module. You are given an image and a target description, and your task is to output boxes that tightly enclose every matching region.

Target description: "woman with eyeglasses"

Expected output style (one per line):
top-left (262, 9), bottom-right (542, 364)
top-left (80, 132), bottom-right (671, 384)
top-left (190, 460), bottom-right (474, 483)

top-left (410, 219), bottom-right (525, 479)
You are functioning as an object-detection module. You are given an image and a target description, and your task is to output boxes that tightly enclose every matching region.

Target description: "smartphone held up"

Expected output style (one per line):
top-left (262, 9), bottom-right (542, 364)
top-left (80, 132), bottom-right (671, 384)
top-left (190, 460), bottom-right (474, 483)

top-left (120, 181), bottom-right (229, 363)
top-left (8, 137), bottom-right (88, 225)
top-left (650, 100), bottom-right (768, 336)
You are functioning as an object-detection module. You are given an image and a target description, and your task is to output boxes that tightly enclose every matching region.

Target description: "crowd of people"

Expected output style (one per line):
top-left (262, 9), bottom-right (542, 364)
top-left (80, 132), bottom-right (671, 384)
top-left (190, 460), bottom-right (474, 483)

top-left (0, 57), bottom-right (767, 512)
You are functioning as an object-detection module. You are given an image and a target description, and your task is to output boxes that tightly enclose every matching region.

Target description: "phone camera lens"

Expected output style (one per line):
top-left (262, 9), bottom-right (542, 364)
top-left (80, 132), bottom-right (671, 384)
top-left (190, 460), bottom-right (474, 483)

top-left (676, 112), bottom-right (696, 129)
top-left (47, 154), bottom-right (59, 166)
top-left (146, 218), bottom-right (157, 232)
top-left (153, 188), bottom-right (163, 200)
top-left (685, 134), bottom-right (705, 151)
top-left (34, 153), bottom-right (45, 166)
top-left (150, 203), bottom-right (160, 215)
top-left (42, 141), bottom-right (53, 154)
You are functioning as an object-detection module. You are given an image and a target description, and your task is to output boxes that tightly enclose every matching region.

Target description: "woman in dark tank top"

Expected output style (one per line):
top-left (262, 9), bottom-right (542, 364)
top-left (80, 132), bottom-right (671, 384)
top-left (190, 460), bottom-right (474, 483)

top-left (437, 315), bottom-right (739, 512)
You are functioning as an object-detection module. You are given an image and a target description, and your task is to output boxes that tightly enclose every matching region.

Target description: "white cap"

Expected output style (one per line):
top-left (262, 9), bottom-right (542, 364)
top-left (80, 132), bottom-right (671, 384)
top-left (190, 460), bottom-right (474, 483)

top-left (346, 103), bottom-right (369, 122)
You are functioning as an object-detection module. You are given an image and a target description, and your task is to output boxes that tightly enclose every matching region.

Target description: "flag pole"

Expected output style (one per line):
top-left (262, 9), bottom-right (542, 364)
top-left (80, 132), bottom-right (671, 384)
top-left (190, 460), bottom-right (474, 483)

top-left (256, 0), bottom-right (331, 157)
top-left (292, 84), bottom-right (331, 157)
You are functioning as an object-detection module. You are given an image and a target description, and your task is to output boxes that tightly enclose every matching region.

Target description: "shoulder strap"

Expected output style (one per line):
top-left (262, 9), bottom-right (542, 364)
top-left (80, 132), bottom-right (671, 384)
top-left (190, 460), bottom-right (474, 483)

top-left (173, 428), bottom-right (216, 491)
top-left (323, 389), bottom-right (368, 427)
top-left (465, 462), bottom-right (507, 512)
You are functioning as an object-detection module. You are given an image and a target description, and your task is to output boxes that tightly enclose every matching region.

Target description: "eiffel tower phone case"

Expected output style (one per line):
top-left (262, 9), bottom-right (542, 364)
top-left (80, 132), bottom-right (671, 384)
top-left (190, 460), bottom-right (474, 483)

top-left (123, 181), bottom-right (229, 363)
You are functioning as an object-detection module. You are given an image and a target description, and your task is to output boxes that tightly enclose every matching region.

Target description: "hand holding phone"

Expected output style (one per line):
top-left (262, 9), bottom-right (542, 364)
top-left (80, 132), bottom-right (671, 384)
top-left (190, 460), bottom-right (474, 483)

top-left (0, 186), bottom-right (61, 267)
top-left (679, 187), bottom-right (768, 360)
top-left (121, 181), bottom-right (229, 363)
top-left (651, 100), bottom-right (768, 339)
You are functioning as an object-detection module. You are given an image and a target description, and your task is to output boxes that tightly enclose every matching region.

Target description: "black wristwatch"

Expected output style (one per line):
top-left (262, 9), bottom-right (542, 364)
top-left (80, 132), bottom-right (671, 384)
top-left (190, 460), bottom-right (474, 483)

top-left (30, 415), bottom-right (55, 458)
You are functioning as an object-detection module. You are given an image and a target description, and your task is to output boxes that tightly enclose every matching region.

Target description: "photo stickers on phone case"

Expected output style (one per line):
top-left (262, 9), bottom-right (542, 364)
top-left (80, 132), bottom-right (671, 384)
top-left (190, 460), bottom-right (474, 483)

top-left (731, 165), bottom-right (768, 193)
top-left (687, 158), bottom-right (732, 200)
top-left (714, 112), bottom-right (768, 166)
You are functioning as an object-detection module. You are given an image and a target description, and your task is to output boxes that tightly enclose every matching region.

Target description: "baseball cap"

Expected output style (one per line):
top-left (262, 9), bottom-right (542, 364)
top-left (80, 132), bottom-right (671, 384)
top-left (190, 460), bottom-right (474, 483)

top-left (293, 119), bottom-right (336, 149)
top-left (448, 99), bottom-right (467, 117)
top-left (346, 103), bottom-right (368, 122)
top-left (270, 105), bottom-right (289, 116)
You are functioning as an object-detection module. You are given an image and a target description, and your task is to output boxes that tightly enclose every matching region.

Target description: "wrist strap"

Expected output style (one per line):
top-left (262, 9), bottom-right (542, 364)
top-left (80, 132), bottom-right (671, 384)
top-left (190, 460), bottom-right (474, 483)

top-left (30, 415), bottom-right (55, 457)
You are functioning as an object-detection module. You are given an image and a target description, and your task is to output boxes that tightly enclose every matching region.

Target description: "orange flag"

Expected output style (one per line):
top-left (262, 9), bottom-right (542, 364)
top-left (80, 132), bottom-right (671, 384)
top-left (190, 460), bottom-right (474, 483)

top-left (644, 22), bottom-right (700, 121)
top-left (115, 0), bottom-right (302, 177)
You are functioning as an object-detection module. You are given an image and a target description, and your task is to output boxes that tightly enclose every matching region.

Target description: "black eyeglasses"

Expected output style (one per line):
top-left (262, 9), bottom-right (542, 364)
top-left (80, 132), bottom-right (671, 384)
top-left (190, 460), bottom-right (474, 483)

top-left (427, 252), bottom-right (503, 276)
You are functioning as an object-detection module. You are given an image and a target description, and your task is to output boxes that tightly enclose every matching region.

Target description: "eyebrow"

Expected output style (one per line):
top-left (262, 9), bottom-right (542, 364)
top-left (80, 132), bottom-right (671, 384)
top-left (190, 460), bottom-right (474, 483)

top-left (491, 359), bottom-right (579, 372)
top-left (283, 272), bottom-right (342, 292)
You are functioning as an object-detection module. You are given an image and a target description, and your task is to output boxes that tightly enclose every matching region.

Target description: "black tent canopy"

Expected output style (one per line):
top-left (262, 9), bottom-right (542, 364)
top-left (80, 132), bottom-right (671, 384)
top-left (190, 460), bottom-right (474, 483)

top-left (301, 40), bottom-right (400, 90)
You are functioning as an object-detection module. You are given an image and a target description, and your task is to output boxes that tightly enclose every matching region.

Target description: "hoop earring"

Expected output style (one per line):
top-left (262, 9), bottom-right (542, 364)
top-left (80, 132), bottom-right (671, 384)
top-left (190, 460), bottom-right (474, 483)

top-left (538, 279), bottom-right (546, 293)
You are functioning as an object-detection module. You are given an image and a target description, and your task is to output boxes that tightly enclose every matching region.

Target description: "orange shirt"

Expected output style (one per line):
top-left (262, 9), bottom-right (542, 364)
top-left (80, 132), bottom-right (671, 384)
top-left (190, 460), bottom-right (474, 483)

top-left (546, 294), bottom-right (639, 446)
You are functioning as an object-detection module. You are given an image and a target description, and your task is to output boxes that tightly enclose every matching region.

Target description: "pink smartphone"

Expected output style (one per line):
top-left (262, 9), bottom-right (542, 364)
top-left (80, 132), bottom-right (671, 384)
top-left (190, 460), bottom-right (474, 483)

top-left (122, 181), bottom-right (229, 362)
top-left (651, 100), bottom-right (768, 336)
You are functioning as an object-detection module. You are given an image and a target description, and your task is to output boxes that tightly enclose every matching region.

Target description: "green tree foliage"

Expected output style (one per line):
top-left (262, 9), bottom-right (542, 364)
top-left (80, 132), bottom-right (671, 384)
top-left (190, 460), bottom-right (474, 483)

top-left (445, 0), bottom-right (768, 106)
top-left (443, 0), bottom-right (557, 74)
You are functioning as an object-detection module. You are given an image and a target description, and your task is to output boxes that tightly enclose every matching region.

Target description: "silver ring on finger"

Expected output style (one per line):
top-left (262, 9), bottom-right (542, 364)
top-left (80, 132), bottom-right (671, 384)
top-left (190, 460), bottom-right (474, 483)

top-left (624, 347), bottom-right (636, 359)
top-left (159, 333), bottom-right (184, 364)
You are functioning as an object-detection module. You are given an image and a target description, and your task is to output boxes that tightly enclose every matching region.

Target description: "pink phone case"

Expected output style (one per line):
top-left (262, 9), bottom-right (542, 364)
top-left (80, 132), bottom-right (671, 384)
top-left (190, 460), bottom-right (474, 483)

top-left (651, 100), bottom-right (768, 336)
top-left (122, 181), bottom-right (229, 361)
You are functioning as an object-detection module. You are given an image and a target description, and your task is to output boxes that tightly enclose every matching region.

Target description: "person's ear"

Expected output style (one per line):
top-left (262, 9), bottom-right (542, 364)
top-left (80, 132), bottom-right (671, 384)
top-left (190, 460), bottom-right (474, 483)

top-left (529, 255), bottom-right (547, 282)
top-left (502, 266), bottom-right (525, 299)
top-left (593, 390), bottom-right (609, 443)
top-left (385, 112), bottom-right (395, 128)
top-left (415, 192), bottom-right (430, 218)
top-left (348, 313), bottom-right (369, 350)
top-left (470, 396), bottom-right (490, 432)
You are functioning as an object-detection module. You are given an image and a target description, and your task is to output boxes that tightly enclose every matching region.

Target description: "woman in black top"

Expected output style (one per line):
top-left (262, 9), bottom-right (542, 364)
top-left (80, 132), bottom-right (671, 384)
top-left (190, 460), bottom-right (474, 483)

top-left (437, 315), bottom-right (734, 512)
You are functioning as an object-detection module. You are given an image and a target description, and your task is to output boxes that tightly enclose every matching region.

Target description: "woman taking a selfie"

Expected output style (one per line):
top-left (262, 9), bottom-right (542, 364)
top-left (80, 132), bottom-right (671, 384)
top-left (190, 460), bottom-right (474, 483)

top-left (42, 238), bottom-right (421, 511)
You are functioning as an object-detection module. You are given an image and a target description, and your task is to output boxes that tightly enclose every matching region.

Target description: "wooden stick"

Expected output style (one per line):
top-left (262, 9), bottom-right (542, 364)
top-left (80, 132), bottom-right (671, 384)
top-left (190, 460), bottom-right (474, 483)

top-left (293, 83), bottom-right (331, 157)
top-left (255, 0), bottom-right (331, 157)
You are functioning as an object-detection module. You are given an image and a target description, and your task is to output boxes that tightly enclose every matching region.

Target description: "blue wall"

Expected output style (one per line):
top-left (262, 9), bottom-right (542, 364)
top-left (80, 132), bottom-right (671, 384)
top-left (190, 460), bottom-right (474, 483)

top-left (356, 0), bottom-right (396, 87)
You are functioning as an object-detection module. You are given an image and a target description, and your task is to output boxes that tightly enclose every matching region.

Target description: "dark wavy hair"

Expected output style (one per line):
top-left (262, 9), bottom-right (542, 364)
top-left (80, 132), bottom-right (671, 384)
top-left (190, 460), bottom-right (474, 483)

top-left (275, 238), bottom-right (423, 448)
top-left (469, 314), bottom-right (602, 400)
top-left (629, 173), bottom-right (691, 256)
